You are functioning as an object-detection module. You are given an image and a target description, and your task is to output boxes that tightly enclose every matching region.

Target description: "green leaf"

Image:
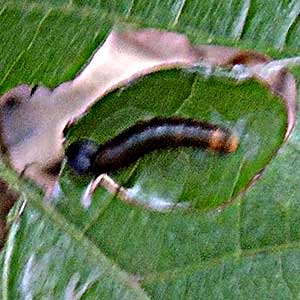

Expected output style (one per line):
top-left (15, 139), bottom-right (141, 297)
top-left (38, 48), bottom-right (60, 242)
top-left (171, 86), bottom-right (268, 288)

top-left (1, 1), bottom-right (300, 299)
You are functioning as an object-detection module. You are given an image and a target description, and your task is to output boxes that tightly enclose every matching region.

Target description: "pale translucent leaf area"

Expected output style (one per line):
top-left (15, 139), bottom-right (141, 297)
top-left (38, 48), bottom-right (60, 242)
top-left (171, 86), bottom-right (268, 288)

top-left (1, 1), bottom-right (300, 300)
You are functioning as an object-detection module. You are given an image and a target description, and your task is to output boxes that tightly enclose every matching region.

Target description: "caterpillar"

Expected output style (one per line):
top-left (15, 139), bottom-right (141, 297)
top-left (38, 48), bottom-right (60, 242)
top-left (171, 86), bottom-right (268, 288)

top-left (66, 117), bottom-right (239, 176)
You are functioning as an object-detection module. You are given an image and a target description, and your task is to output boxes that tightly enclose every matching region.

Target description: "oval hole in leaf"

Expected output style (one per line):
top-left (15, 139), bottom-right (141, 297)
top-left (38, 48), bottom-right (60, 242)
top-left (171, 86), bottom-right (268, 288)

top-left (62, 67), bottom-right (287, 211)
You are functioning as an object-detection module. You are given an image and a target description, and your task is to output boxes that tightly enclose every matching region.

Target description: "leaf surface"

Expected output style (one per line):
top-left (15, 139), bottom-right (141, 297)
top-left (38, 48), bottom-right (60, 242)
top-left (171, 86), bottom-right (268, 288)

top-left (1, 1), bottom-right (300, 299)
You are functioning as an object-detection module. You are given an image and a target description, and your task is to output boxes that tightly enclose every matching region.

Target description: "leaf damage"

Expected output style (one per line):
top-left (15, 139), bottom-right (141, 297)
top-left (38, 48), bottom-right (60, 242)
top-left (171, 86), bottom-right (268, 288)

top-left (0, 179), bottom-right (19, 249)
top-left (0, 27), bottom-right (296, 196)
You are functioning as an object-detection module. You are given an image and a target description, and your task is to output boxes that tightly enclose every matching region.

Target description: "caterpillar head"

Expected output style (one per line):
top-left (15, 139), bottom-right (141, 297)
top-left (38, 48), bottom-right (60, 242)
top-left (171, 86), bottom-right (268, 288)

top-left (66, 139), bottom-right (99, 175)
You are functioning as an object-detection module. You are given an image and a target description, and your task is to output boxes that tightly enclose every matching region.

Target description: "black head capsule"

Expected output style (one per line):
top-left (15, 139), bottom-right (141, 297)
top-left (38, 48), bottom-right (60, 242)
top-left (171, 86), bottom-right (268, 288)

top-left (65, 139), bottom-right (99, 175)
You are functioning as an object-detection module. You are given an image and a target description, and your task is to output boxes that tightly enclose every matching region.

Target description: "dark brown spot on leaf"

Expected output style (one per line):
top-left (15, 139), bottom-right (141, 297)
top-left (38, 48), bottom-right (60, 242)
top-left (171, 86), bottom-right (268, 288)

top-left (0, 179), bottom-right (19, 249)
